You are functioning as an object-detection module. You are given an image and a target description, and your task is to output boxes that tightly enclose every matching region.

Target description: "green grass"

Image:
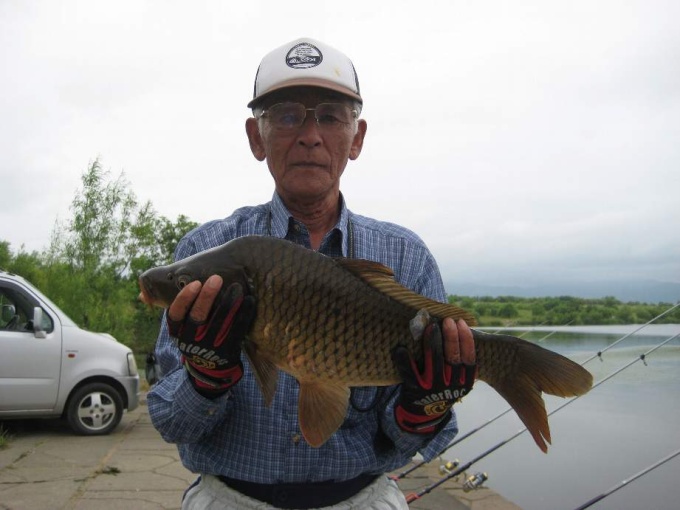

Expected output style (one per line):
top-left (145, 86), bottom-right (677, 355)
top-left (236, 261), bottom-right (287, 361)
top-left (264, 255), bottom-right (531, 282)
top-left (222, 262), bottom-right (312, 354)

top-left (0, 425), bottom-right (10, 449)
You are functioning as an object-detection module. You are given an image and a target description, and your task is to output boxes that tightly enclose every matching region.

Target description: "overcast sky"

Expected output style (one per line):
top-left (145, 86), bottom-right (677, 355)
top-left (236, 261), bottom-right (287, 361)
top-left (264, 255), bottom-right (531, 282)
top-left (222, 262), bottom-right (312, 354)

top-left (1, 0), bottom-right (679, 290)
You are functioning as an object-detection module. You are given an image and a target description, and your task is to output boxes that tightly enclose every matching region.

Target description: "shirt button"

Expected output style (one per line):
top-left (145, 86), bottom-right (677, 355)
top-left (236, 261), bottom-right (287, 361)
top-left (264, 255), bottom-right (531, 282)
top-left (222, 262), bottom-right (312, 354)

top-left (206, 408), bottom-right (216, 416)
top-left (292, 434), bottom-right (301, 444)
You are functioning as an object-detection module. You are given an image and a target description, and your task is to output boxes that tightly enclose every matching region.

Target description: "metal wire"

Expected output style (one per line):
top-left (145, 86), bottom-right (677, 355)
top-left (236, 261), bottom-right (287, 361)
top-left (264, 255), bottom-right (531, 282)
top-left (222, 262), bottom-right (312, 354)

top-left (395, 302), bottom-right (680, 482)
top-left (574, 447), bottom-right (680, 510)
top-left (403, 331), bottom-right (680, 504)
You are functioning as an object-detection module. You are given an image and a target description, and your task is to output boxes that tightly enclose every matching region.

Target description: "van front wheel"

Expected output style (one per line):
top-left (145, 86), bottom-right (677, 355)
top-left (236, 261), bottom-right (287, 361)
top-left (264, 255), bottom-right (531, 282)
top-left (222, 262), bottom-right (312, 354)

top-left (66, 383), bottom-right (124, 435)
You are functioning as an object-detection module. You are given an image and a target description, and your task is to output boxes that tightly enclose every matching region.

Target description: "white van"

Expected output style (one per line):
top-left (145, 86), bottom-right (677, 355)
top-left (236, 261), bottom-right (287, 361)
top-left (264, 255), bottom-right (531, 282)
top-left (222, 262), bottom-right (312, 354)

top-left (0, 270), bottom-right (140, 435)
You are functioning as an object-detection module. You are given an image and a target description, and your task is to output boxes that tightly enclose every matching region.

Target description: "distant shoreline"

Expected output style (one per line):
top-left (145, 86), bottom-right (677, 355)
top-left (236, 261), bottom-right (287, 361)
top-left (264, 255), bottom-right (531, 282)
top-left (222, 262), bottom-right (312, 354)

top-left (482, 324), bottom-right (680, 336)
top-left (447, 279), bottom-right (680, 304)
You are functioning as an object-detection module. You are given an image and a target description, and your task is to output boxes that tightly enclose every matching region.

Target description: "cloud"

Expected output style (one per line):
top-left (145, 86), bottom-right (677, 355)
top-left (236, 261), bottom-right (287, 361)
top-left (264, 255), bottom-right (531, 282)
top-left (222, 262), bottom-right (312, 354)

top-left (1, 0), bottom-right (678, 292)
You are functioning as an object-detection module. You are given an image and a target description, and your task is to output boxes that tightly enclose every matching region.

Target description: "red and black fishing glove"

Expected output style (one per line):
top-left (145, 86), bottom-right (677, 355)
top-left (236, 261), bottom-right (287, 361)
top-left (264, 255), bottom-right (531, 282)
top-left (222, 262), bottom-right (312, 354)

top-left (392, 321), bottom-right (476, 434)
top-left (167, 282), bottom-right (256, 396)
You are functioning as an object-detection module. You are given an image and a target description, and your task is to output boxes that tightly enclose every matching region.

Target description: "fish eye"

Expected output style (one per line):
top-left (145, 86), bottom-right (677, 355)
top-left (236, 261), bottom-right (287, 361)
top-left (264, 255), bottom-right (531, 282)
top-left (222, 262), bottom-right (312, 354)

top-left (176, 274), bottom-right (193, 290)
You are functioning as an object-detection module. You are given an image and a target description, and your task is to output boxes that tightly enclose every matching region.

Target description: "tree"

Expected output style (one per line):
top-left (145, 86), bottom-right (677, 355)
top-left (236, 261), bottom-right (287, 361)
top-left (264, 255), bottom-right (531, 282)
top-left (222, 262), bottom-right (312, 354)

top-left (498, 303), bottom-right (519, 318)
top-left (51, 159), bottom-right (146, 277)
top-left (0, 241), bottom-right (10, 268)
top-left (3, 159), bottom-right (198, 353)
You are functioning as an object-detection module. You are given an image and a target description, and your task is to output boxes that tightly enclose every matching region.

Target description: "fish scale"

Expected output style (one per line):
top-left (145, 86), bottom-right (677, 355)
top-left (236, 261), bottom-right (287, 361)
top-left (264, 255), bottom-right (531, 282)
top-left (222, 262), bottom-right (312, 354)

top-left (248, 236), bottom-right (414, 384)
top-left (139, 235), bottom-right (593, 450)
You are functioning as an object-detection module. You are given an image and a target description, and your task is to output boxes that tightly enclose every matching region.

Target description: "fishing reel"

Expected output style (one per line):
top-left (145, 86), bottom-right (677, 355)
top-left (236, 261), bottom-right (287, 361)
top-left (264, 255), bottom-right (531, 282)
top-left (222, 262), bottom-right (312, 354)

top-left (463, 471), bottom-right (488, 492)
top-left (438, 457), bottom-right (460, 476)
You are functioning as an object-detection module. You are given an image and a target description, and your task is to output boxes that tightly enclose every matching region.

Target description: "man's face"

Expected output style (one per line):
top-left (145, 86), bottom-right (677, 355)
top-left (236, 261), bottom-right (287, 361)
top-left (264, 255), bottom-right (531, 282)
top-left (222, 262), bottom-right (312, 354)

top-left (246, 86), bottom-right (367, 203)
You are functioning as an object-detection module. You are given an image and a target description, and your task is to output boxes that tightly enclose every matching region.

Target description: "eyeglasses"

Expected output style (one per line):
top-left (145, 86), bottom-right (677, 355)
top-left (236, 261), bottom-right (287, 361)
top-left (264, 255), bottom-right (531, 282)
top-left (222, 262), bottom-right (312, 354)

top-left (258, 102), bottom-right (358, 131)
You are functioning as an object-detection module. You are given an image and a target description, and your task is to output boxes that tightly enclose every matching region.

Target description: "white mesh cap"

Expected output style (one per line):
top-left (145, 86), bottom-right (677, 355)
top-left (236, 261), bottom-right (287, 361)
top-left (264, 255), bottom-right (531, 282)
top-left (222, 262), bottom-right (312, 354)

top-left (247, 38), bottom-right (362, 108)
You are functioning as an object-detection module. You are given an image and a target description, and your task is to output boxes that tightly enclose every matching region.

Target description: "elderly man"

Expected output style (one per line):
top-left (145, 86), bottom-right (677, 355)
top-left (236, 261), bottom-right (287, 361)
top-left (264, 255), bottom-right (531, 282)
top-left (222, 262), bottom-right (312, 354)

top-left (148, 37), bottom-right (475, 510)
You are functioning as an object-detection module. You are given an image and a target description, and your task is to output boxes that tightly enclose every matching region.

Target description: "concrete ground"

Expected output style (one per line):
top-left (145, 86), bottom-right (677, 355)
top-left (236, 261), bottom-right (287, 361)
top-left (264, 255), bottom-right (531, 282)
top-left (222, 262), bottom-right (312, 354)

top-left (0, 396), bottom-right (520, 510)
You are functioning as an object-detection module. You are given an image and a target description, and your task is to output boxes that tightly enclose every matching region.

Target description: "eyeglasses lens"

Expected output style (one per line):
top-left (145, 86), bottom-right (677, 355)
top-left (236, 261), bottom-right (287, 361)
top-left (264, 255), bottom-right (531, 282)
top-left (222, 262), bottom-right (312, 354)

top-left (265, 103), bottom-right (355, 130)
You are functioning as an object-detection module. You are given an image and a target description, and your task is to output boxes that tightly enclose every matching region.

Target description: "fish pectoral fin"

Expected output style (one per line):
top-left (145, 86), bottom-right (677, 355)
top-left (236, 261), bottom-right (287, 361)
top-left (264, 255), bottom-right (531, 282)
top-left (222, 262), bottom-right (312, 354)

top-left (298, 381), bottom-right (350, 448)
top-left (243, 341), bottom-right (279, 406)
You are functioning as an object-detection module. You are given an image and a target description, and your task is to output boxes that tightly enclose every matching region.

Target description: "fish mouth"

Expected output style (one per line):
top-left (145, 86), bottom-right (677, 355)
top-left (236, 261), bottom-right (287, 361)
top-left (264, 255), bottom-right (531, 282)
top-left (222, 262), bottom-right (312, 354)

top-left (138, 277), bottom-right (159, 307)
top-left (138, 289), bottom-right (153, 306)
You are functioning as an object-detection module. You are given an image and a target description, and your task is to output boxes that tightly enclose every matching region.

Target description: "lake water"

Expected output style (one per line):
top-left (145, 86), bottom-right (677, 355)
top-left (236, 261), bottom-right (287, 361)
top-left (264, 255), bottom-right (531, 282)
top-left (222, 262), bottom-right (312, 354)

top-left (441, 324), bottom-right (680, 510)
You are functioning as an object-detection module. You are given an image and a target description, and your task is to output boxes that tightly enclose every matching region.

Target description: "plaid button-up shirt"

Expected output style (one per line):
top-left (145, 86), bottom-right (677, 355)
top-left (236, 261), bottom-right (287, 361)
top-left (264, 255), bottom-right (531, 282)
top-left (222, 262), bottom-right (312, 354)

top-left (148, 193), bottom-right (459, 483)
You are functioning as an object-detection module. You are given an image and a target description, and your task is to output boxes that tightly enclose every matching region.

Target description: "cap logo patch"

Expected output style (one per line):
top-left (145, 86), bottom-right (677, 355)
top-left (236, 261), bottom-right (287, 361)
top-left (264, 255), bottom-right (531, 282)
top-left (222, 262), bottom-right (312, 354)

top-left (286, 43), bottom-right (323, 69)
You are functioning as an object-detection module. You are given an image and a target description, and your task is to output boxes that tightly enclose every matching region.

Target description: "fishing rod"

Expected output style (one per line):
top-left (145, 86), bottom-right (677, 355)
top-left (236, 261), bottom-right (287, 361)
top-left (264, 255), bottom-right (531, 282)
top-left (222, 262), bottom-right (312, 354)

top-left (574, 447), bottom-right (680, 510)
top-left (490, 319), bottom-right (550, 337)
top-left (394, 303), bottom-right (679, 481)
top-left (534, 319), bottom-right (574, 340)
top-left (581, 301), bottom-right (680, 365)
top-left (404, 331), bottom-right (680, 504)
top-left (405, 438), bottom-right (511, 504)
top-left (392, 321), bottom-right (575, 482)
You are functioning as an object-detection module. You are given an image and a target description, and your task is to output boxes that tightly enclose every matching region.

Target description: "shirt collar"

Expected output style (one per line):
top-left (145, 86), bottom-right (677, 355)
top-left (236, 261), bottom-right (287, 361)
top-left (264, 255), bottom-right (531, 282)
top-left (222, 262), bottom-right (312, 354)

top-left (269, 192), bottom-right (352, 256)
top-left (269, 193), bottom-right (291, 239)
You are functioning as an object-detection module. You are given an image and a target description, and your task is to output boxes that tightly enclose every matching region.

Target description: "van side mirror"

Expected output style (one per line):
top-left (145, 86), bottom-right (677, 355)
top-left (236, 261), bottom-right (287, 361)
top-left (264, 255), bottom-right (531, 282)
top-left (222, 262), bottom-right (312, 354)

top-left (1, 304), bottom-right (16, 323)
top-left (33, 307), bottom-right (47, 338)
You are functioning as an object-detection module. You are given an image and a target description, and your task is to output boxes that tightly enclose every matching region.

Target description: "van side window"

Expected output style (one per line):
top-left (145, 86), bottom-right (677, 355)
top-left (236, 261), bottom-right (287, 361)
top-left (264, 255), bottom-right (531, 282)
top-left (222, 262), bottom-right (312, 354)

top-left (0, 289), bottom-right (23, 330)
top-left (0, 284), bottom-right (53, 333)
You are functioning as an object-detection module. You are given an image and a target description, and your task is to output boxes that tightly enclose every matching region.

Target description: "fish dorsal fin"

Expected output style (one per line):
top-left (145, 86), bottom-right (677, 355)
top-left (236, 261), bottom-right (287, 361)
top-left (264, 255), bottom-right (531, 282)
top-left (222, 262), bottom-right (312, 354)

top-left (297, 380), bottom-right (350, 447)
top-left (243, 340), bottom-right (279, 406)
top-left (335, 258), bottom-right (396, 278)
top-left (336, 258), bottom-right (477, 326)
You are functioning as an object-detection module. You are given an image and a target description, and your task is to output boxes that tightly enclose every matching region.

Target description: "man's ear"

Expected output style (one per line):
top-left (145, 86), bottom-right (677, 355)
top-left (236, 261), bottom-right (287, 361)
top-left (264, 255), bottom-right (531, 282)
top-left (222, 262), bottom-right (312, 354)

top-left (349, 119), bottom-right (367, 161)
top-left (246, 118), bottom-right (266, 161)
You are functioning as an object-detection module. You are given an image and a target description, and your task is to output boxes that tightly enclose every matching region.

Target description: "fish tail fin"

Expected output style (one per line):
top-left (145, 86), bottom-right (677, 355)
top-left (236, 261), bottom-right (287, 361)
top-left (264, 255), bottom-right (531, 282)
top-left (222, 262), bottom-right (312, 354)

top-left (475, 331), bottom-right (593, 453)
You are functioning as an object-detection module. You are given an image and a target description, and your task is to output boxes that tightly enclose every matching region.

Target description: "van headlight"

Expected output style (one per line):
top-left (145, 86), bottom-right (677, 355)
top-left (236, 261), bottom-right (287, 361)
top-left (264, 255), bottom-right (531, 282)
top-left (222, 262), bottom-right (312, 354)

top-left (127, 352), bottom-right (139, 376)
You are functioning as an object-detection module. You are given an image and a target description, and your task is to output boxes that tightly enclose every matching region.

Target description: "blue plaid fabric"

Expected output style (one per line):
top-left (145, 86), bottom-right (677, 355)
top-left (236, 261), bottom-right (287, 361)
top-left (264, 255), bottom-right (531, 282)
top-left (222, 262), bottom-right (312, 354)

top-left (148, 193), bottom-right (459, 483)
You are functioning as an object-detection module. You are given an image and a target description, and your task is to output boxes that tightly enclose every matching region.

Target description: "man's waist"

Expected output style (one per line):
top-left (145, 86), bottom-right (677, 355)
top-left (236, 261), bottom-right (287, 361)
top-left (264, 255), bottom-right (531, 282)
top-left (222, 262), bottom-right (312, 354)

top-left (217, 472), bottom-right (379, 509)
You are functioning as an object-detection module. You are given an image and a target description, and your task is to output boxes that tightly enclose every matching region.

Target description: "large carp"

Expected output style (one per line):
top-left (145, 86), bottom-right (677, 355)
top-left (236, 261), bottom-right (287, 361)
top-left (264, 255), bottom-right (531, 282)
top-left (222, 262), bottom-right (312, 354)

top-left (139, 235), bottom-right (592, 451)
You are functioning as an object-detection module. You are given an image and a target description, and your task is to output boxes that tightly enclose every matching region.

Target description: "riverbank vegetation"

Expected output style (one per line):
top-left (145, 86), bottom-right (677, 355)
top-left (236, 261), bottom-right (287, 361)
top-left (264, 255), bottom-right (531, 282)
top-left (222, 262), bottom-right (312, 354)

top-left (2, 161), bottom-right (679, 356)
top-left (448, 295), bottom-right (680, 327)
top-left (0, 426), bottom-right (8, 449)
top-left (1, 160), bottom-right (197, 356)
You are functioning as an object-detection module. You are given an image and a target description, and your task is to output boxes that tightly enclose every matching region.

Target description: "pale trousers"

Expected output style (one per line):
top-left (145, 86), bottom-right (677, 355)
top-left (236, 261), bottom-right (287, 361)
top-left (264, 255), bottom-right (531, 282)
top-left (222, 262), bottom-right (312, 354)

top-left (181, 473), bottom-right (410, 510)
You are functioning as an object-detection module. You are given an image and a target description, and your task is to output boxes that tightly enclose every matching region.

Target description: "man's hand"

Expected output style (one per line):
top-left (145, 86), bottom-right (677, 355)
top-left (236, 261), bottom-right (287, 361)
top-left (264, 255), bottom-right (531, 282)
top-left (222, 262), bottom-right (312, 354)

top-left (167, 275), bottom-right (256, 394)
top-left (392, 317), bottom-right (476, 434)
